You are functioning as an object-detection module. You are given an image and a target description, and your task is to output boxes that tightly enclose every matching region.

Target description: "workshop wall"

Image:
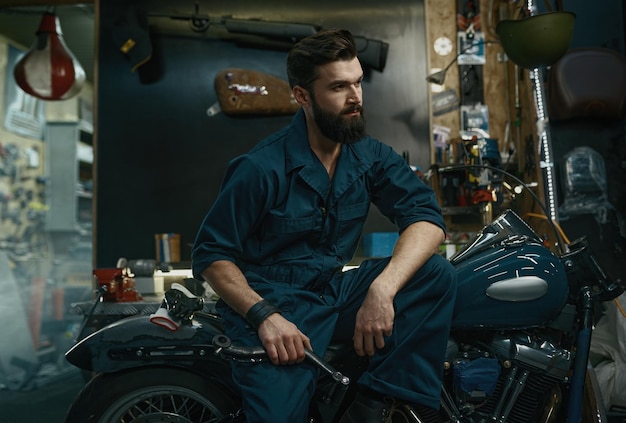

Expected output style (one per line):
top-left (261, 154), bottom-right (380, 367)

top-left (425, 0), bottom-right (624, 173)
top-left (423, 0), bottom-right (543, 242)
top-left (0, 37), bottom-right (47, 252)
top-left (95, 0), bottom-right (432, 267)
top-left (425, 0), bottom-right (534, 168)
top-left (423, 0), bottom-right (625, 279)
top-left (423, 0), bottom-right (625, 262)
top-left (0, 35), bottom-right (92, 264)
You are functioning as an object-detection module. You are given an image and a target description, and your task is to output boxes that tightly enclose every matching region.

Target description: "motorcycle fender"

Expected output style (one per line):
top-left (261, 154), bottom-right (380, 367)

top-left (65, 315), bottom-right (223, 373)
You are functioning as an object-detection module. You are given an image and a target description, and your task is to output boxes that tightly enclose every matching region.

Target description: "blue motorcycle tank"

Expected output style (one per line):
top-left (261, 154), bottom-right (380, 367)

top-left (450, 210), bottom-right (569, 329)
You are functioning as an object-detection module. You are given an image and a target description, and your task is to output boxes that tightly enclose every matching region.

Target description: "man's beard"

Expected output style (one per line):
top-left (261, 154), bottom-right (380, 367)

top-left (311, 99), bottom-right (366, 145)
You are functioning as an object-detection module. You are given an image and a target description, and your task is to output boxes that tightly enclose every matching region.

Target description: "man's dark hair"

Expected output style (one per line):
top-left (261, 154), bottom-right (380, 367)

top-left (286, 28), bottom-right (358, 91)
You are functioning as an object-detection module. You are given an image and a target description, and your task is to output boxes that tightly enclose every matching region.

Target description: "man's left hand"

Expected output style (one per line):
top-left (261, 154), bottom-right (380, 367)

top-left (352, 284), bottom-right (395, 357)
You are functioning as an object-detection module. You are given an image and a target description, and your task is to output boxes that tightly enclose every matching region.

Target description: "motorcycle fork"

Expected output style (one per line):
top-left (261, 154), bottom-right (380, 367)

top-left (566, 287), bottom-right (594, 423)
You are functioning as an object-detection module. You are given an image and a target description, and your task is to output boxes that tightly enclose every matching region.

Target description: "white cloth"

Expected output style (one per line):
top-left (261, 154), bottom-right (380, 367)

top-left (149, 306), bottom-right (180, 331)
top-left (590, 292), bottom-right (626, 410)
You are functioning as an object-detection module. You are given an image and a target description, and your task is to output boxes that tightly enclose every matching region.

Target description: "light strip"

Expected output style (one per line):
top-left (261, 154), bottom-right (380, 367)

top-left (527, 0), bottom-right (559, 223)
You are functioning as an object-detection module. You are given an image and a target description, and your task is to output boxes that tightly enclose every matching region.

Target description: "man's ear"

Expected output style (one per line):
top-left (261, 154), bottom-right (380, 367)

top-left (292, 86), bottom-right (310, 106)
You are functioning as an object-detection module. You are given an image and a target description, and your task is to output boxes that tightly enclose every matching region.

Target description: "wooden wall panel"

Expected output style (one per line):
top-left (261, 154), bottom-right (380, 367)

top-left (424, 0), bottom-right (547, 236)
top-left (425, 0), bottom-right (527, 166)
top-left (425, 0), bottom-right (459, 153)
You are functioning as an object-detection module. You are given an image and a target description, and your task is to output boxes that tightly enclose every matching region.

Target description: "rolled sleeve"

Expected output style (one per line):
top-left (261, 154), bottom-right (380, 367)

top-left (191, 155), bottom-right (272, 280)
top-left (371, 146), bottom-right (445, 234)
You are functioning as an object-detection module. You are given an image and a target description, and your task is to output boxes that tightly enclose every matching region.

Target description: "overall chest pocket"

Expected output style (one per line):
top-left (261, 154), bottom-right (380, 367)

top-left (261, 213), bottom-right (319, 263)
top-left (338, 201), bottom-right (370, 221)
top-left (335, 200), bottom-right (371, 261)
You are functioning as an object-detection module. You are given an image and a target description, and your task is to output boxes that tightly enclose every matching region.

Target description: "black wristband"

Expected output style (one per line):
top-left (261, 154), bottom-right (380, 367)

top-left (246, 299), bottom-right (281, 329)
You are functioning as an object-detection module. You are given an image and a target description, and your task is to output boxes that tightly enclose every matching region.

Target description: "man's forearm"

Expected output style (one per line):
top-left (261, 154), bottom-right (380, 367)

top-left (371, 221), bottom-right (444, 296)
top-left (201, 260), bottom-right (263, 317)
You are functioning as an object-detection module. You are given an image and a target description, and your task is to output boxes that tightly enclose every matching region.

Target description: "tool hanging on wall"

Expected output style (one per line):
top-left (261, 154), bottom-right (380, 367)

top-left (146, 3), bottom-right (389, 72)
top-left (112, 6), bottom-right (153, 72)
top-left (457, 0), bottom-right (481, 40)
top-left (457, 0), bottom-right (486, 136)
top-left (459, 64), bottom-right (484, 105)
top-left (457, 0), bottom-right (486, 107)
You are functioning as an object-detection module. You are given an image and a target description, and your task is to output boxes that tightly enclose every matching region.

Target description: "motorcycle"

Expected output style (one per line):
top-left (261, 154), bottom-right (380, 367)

top-left (64, 202), bottom-right (623, 422)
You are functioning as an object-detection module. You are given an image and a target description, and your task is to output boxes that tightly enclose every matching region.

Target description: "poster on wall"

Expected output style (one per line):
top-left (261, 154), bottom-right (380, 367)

top-left (457, 31), bottom-right (486, 65)
top-left (3, 44), bottom-right (45, 140)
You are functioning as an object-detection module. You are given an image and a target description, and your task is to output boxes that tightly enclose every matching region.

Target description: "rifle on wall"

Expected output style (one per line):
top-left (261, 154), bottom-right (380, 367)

top-left (147, 9), bottom-right (389, 72)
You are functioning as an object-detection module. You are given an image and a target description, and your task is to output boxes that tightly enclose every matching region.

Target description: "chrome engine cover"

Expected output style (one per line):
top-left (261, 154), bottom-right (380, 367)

top-left (490, 333), bottom-right (572, 380)
top-left (445, 333), bottom-right (572, 423)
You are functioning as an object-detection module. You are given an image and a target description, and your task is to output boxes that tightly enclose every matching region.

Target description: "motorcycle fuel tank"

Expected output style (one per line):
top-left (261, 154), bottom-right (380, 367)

top-left (451, 242), bottom-right (569, 329)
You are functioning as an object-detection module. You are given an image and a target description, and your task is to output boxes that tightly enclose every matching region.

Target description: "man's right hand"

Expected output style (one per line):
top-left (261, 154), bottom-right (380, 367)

top-left (257, 313), bottom-right (312, 365)
top-left (200, 261), bottom-right (312, 365)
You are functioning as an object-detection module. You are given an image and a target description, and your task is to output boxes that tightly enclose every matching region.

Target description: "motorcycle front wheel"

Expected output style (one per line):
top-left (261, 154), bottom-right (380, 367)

top-left (65, 366), bottom-right (239, 423)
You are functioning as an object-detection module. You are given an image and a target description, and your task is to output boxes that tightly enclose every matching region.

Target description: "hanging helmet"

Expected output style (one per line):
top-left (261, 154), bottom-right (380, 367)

top-left (496, 11), bottom-right (575, 69)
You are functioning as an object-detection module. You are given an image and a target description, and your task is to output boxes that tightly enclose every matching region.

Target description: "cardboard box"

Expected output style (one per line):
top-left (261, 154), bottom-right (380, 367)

top-left (135, 276), bottom-right (165, 296)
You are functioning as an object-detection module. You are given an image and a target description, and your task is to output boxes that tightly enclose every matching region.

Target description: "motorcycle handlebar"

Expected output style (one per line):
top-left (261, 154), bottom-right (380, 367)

top-left (211, 334), bottom-right (350, 387)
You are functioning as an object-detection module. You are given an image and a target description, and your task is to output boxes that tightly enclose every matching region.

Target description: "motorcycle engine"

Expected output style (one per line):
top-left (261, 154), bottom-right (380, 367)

top-left (445, 333), bottom-right (572, 423)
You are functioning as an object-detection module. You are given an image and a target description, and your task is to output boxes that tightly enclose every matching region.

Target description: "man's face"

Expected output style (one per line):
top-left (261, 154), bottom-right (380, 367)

top-left (309, 57), bottom-right (366, 144)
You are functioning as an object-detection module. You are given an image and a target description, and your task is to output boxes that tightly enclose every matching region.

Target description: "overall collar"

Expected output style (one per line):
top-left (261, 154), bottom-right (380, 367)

top-left (284, 109), bottom-right (376, 200)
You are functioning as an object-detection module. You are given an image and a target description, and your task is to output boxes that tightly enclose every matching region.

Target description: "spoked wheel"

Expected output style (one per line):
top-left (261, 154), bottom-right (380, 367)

top-left (65, 367), bottom-right (239, 423)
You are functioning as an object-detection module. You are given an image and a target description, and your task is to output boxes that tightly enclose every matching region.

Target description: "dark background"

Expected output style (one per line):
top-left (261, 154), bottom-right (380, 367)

top-left (95, 0), bottom-right (432, 267)
top-left (93, 0), bottom-right (626, 278)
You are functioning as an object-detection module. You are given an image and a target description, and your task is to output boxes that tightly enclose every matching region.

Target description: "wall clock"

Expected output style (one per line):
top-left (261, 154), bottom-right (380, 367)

top-left (434, 36), bottom-right (453, 56)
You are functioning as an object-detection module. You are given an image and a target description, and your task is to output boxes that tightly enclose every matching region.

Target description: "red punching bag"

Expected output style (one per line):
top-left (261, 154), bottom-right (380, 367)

top-left (14, 11), bottom-right (85, 101)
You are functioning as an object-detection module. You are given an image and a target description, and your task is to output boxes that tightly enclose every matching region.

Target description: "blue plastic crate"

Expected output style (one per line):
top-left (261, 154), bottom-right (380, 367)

top-left (363, 232), bottom-right (399, 257)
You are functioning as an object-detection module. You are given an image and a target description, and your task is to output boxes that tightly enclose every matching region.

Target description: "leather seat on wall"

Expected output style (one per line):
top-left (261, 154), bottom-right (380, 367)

top-left (548, 47), bottom-right (626, 122)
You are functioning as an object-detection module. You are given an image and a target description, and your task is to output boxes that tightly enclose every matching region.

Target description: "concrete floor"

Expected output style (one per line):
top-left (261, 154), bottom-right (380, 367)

top-left (0, 366), bottom-right (86, 423)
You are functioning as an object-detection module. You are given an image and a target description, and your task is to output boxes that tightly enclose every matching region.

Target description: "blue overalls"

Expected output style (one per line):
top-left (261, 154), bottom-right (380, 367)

top-left (192, 109), bottom-right (457, 422)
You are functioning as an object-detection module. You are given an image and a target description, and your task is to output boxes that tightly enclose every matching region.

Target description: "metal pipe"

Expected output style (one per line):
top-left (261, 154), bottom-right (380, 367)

top-left (490, 366), bottom-right (518, 421)
top-left (567, 288), bottom-right (594, 423)
top-left (499, 370), bottom-right (529, 422)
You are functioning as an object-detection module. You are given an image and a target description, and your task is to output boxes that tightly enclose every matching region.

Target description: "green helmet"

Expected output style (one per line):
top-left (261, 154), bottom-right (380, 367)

top-left (497, 11), bottom-right (575, 69)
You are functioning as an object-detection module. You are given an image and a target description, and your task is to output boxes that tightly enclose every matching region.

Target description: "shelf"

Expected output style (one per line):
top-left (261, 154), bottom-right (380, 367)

top-left (45, 122), bottom-right (94, 233)
top-left (76, 191), bottom-right (93, 199)
top-left (76, 142), bottom-right (93, 164)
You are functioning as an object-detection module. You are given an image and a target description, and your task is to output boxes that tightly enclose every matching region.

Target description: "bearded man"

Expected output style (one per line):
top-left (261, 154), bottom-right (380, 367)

top-left (192, 28), bottom-right (456, 423)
